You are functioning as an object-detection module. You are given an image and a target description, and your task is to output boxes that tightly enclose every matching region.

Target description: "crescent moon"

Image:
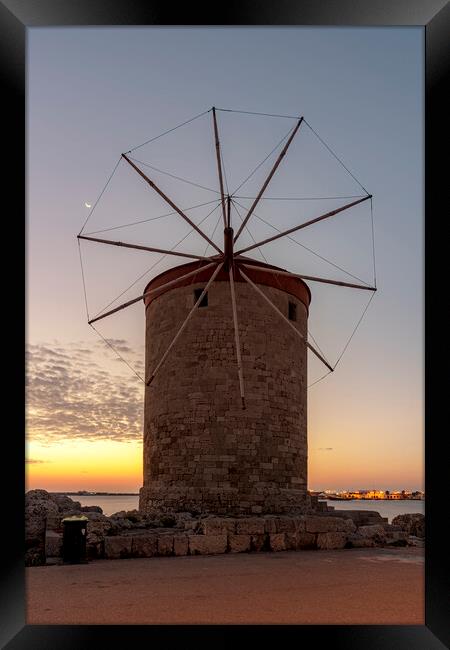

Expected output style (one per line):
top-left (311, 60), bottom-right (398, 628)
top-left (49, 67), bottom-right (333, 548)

top-left (85, 202), bottom-right (92, 208)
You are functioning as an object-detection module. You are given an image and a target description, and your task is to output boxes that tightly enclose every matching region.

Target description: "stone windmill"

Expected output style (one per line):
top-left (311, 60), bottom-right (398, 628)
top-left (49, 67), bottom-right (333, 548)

top-left (78, 107), bottom-right (376, 515)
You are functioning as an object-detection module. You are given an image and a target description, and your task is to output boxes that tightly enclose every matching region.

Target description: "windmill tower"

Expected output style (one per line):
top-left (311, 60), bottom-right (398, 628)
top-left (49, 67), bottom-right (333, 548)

top-left (78, 107), bottom-right (376, 515)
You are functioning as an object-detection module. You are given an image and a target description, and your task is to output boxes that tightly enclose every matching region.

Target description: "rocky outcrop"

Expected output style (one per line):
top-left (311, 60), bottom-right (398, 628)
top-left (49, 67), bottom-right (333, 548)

top-left (51, 495), bottom-right (82, 513)
top-left (391, 513), bottom-right (425, 538)
top-left (316, 532), bottom-right (347, 550)
top-left (81, 505), bottom-right (103, 514)
top-left (26, 490), bottom-right (102, 565)
top-left (25, 490), bottom-right (60, 566)
top-left (327, 509), bottom-right (388, 526)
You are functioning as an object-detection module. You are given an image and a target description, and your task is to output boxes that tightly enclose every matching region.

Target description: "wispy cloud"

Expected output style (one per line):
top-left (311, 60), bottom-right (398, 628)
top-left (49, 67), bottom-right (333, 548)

top-left (95, 339), bottom-right (134, 355)
top-left (25, 458), bottom-right (50, 464)
top-left (26, 341), bottom-right (144, 443)
top-left (318, 447), bottom-right (334, 451)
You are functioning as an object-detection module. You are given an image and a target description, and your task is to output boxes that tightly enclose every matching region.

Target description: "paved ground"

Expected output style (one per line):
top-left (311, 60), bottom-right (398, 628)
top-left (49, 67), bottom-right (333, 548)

top-left (26, 547), bottom-right (424, 625)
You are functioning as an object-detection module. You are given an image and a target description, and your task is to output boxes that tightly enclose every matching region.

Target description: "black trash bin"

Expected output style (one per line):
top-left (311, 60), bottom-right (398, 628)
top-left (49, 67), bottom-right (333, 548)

top-left (62, 515), bottom-right (89, 564)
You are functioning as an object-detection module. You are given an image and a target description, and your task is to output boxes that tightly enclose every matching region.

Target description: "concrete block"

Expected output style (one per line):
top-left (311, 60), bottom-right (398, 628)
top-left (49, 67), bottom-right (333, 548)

top-left (293, 517), bottom-right (306, 533)
top-left (104, 536), bottom-right (132, 559)
top-left (131, 534), bottom-right (158, 558)
top-left (347, 534), bottom-right (375, 548)
top-left (269, 533), bottom-right (286, 552)
top-left (342, 518), bottom-right (357, 534)
top-left (250, 534), bottom-right (267, 552)
top-left (228, 534), bottom-right (251, 553)
top-left (357, 524), bottom-right (387, 543)
top-left (284, 531), bottom-right (316, 550)
top-left (236, 518), bottom-right (265, 535)
top-left (198, 518), bottom-right (236, 535)
top-left (275, 517), bottom-right (296, 533)
top-left (189, 534), bottom-right (228, 555)
top-left (173, 534), bottom-right (189, 556)
top-left (157, 535), bottom-right (174, 556)
top-left (296, 532), bottom-right (316, 549)
top-left (264, 517), bottom-right (278, 534)
top-left (316, 532), bottom-right (347, 550)
top-left (305, 516), bottom-right (349, 533)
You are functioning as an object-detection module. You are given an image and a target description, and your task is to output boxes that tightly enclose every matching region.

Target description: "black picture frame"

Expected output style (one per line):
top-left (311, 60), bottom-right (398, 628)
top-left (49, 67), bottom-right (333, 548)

top-left (2, 1), bottom-right (448, 647)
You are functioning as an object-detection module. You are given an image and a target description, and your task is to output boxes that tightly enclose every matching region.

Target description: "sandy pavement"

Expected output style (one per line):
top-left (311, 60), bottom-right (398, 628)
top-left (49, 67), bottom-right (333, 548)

top-left (26, 547), bottom-right (424, 625)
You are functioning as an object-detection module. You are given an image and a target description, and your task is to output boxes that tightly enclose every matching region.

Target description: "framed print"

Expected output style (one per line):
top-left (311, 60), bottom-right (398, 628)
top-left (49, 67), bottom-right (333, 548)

top-left (1, 1), bottom-right (448, 648)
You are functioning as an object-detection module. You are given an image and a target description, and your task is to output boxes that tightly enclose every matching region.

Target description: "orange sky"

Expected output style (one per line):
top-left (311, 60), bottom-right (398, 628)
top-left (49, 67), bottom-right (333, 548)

top-left (26, 439), bottom-right (143, 493)
top-left (26, 419), bottom-right (424, 493)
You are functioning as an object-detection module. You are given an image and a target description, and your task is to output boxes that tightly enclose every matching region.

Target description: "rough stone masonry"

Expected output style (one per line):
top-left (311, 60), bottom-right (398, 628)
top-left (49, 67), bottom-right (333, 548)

top-left (139, 260), bottom-right (312, 515)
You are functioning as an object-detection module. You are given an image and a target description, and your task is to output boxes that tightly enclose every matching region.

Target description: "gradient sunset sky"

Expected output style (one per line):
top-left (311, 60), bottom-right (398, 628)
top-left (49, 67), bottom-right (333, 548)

top-left (27, 27), bottom-right (423, 493)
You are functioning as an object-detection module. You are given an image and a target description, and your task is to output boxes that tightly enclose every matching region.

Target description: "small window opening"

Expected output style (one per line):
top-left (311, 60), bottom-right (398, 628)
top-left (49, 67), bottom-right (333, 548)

top-left (194, 288), bottom-right (208, 307)
top-left (288, 301), bottom-right (297, 321)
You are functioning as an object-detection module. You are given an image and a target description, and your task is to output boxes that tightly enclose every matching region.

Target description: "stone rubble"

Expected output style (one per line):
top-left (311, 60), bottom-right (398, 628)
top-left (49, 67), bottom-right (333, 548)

top-left (25, 490), bottom-right (426, 566)
top-left (392, 513), bottom-right (425, 538)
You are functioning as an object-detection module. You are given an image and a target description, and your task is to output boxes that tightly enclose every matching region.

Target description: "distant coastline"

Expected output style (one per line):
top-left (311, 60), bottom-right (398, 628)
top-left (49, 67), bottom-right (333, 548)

top-left (49, 490), bottom-right (424, 501)
top-left (51, 491), bottom-right (139, 496)
top-left (325, 496), bottom-right (425, 501)
top-left (311, 490), bottom-right (424, 501)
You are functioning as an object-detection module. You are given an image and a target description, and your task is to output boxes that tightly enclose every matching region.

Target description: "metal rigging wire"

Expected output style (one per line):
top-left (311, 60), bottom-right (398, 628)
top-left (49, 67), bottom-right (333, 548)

top-left (231, 123), bottom-right (296, 196)
top-left (303, 119), bottom-right (369, 196)
top-left (91, 200), bottom-right (222, 319)
top-left (79, 107), bottom-right (377, 392)
top-left (83, 199), bottom-right (220, 236)
top-left (233, 194), bottom-right (366, 201)
top-left (127, 156), bottom-right (221, 195)
top-left (231, 197), bottom-right (371, 287)
top-left (232, 195), bottom-right (377, 383)
top-left (125, 108), bottom-right (211, 154)
top-left (78, 202), bottom-right (223, 383)
top-left (332, 291), bottom-right (376, 370)
top-left (89, 322), bottom-right (145, 384)
top-left (232, 199), bottom-right (329, 380)
top-left (215, 108), bottom-right (301, 120)
top-left (78, 157), bottom-right (122, 236)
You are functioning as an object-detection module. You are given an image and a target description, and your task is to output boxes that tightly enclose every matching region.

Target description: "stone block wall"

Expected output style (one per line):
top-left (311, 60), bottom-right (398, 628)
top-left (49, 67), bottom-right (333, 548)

top-left (140, 274), bottom-right (309, 515)
top-left (27, 491), bottom-right (423, 567)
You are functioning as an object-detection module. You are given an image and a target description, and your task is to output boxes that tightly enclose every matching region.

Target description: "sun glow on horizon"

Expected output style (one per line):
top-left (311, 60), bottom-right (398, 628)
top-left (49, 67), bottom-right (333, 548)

top-left (26, 439), bottom-right (143, 492)
top-left (26, 432), bottom-right (423, 494)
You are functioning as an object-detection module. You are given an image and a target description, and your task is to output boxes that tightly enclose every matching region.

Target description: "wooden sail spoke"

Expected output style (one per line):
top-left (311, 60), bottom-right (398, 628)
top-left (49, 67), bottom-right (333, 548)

top-left (78, 234), bottom-right (216, 261)
top-left (212, 107), bottom-right (228, 228)
top-left (240, 263), bottom-right (376, 292)
top-left (238, 266), bottom-right (334, 373)
top-left (233, 117), bottom-right (304, 243)
top-left (121, 154), bottom-right (222, 254)
top-left (146, 262), bottom-right (224, 386)
top-left (228, 265), bottom-right (246, 409)
top-left (235, 194), bottom-right (372, 256)
top-left (88, 262), bottom-right (217, 325)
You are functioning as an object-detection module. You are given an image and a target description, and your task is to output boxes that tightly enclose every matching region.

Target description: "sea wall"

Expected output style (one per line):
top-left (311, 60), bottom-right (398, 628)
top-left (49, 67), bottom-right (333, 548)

top-left (25, 491), bottom-right (425, 566)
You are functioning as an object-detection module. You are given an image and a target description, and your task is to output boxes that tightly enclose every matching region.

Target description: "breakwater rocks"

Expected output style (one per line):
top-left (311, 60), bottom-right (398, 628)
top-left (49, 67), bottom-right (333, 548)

top-left (25, 490), bottom-right (425, 566)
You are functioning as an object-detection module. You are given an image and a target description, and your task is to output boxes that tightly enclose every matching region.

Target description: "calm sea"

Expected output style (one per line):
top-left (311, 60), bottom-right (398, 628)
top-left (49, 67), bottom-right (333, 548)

top-left (63, 494), bottom-right (140, 516)
top-left (64, 494), bottom-right (425, 522)
top-left (327, 499), bottom-right (424, 522)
